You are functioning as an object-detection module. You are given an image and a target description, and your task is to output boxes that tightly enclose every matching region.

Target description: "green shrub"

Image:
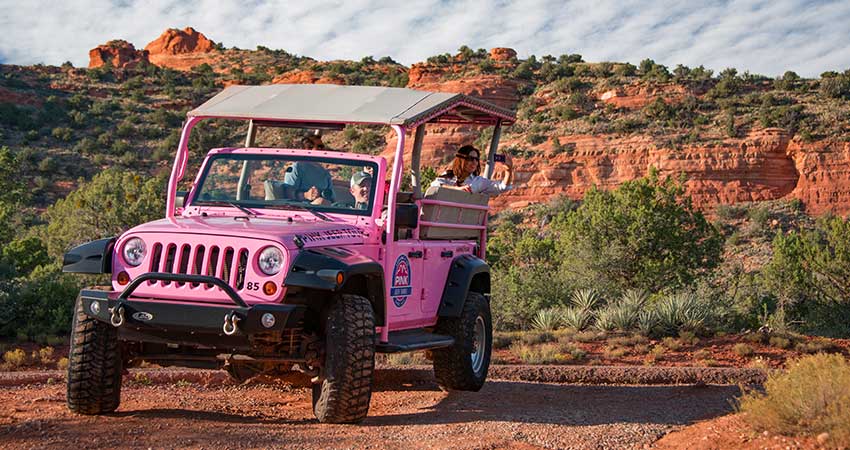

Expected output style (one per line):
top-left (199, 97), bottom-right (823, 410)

top-left (42, 169), bottom-right (167, 258)
top-left (739, 354), bottom-right (850, 446)
top-left (552, 170), bottom-right (722, 294)
top-left (51, 127), bottom-right (73, 142)
top-left (762, 216), bottom-right (850, 337)
top-left (0, 264), bottom-right (81, 338)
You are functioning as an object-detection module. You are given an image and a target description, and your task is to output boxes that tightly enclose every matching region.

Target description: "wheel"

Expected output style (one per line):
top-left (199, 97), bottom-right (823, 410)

top-left (311, 294), bottom-right (376, 423)
top-left (66, 296), bottom-right (123, 414)
top-left (432, 291), bottom-right (492, 391)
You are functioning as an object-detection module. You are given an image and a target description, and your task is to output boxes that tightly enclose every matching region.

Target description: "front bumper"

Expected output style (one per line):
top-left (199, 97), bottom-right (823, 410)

top-left (79, 286), bottom-right (305, 351)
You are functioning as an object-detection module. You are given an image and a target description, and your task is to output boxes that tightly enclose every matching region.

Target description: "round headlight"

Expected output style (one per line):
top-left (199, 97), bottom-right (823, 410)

top-left (123, 237), bottom-right (146, 266)
top-left (258, 246), bottom-right (284, 275)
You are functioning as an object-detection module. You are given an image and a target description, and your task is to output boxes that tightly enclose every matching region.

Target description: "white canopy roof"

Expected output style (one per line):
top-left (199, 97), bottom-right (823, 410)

top-left (188, 84), bottom-right (515, 127)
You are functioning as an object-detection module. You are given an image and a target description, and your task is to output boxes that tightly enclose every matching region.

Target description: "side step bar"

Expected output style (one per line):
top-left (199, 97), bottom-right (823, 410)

top-left (376, 329), bottom-right (455, 353)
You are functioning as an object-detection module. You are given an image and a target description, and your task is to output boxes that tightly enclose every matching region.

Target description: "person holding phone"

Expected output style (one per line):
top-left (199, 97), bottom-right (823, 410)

top-left (430, 145), bottom-right (514, 195)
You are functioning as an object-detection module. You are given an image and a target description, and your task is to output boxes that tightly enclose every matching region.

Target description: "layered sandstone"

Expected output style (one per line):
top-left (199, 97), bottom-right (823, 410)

top-left (88, 40), bottom-right (149, 69)
top-left (597, 82), bottom-right (706, 109)
top-left (144, 27), bottom-right (217, 70)
top-left (490, 129), bottom-right (801, 211)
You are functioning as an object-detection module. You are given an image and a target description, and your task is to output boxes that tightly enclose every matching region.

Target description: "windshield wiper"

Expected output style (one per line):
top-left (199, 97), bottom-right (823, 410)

top-left (196, 200), bottom-right (257, 217)
top-left (266, 203), bottom-right (333, 222)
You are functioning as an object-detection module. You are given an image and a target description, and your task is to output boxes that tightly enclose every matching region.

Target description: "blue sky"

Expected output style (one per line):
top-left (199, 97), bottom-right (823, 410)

top-left (1, 0), bottom-right (849, 77)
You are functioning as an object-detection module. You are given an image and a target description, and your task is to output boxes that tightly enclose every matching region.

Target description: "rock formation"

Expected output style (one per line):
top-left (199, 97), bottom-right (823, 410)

top-left (144, 27), bottom-right (217, 70)
top-left (490, 48), bottom-right (517, 61)
top-left (88, 40), bottom-right (149, 69)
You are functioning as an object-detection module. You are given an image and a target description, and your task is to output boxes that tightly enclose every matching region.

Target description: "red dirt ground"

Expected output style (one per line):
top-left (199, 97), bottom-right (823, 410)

top-left (1, 376), bottom-right (742, 449)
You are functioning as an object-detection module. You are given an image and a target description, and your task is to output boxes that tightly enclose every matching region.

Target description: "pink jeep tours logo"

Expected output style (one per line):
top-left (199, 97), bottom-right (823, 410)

top-left (391, 255), bottom-right (412, 307)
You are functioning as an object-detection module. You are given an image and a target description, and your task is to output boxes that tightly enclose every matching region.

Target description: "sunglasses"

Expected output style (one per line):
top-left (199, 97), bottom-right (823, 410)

top-left (457, 154), bottom-right (480, 162)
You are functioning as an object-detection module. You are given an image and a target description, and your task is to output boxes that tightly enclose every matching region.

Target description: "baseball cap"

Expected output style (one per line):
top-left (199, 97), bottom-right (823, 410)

top-left (350, 171), bottom-right (372, 188)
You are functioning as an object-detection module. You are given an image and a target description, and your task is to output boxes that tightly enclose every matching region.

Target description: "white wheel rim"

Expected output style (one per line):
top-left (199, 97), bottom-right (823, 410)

top-left (471, 315), bottom-right (486, 374)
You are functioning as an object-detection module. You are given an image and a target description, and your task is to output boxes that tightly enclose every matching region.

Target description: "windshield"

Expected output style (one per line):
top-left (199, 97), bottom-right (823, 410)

top-left (193, 154), bottom-right (379, 216)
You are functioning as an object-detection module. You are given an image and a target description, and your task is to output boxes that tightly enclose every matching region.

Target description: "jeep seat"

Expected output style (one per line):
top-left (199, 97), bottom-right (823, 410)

top-left (420, 186), bottom-right (488, 240)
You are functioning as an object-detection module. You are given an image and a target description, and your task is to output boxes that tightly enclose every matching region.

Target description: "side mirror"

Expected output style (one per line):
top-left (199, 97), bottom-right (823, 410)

top-left (395, 204), bottom-right (419, 228)
top-left (176, 190), bottom-right (188, 208)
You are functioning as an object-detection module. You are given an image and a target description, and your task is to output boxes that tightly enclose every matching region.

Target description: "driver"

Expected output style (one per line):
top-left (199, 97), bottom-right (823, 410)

top-left (334, 171), bottom-right (372, 210)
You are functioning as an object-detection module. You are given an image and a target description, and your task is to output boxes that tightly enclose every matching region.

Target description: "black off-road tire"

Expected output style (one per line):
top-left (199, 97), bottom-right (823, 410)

top-left (432, 291), bottom-right (492, 391)
top-left (311, 294), bottom-right (376, 423)
top-left (66, 296), bottom-right (123, 415)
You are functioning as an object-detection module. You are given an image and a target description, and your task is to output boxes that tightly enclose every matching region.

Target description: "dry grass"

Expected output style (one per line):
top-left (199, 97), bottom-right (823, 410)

top-left (2, 348), bottom-right (27, 369)
top-left (520, 331), bottom-right (556, 345)
top-left (573, 330), bottom-right (605, 343)
top-left (384, 352), bottom-right (429, 365)
top-left (36, 346), bottom-right (54, 365)
top-left (493, 331), bottom-right (523, 349)
top-left (661, 337), bottom-right (682, 351)
top-left (739, 354), bottom-right (850, 447)
top-left (768, 336), bottom-right (792, 349)
top-left (677, 330), bottom-right (700, 346)
top-left (608, 334), bottom-right (649, 347)
top-left (733, 343), bottom-right (755, 357)
top-left (604, 346), bottom-right (628, 358)
top-left (56, 357), bottom-right (69, 370)
top-left (795, 338), bottom-right (841, 355)
top-left (511, 342), bottom-right (586, 364)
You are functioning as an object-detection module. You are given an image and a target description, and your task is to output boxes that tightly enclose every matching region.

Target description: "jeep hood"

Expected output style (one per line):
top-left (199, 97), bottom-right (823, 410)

top-left (124, 217), bottom-right (367, 249)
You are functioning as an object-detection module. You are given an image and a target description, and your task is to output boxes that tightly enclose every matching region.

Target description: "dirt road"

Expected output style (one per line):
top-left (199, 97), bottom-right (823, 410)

top-left (1, 375), bottom-right (740, 449)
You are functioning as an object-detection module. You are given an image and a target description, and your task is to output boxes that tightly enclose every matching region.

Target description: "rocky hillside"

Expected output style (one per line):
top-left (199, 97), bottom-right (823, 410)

top-left (3, 27), bottom-right (850, 215)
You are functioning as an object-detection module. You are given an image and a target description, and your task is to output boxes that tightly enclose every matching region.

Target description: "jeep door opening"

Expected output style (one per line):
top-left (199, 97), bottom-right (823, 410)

top-left (62, 84), bottom-right (515, 423)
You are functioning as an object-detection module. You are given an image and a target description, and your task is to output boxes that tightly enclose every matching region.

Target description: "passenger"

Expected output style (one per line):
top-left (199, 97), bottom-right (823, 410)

top-left (430, 145), bottom-right (513, 195)
top-left (283, 132), bottom-right (336, 204)
top-left (334, 171), bottom-right (372, 210)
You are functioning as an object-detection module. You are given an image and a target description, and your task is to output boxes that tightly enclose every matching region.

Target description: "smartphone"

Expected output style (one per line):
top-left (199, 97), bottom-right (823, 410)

top-left (493, 153), bottom-right (506, 163)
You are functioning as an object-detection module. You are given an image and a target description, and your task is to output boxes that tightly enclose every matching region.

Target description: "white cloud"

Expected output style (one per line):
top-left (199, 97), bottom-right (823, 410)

top-left (0, 0), bottom-right (848, 76)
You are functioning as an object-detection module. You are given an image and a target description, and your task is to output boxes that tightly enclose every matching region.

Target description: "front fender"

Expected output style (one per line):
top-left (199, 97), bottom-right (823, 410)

top-left (437, 254), bottom-right (490, 318)
top-left (62, 237), bottom-right (116, 274)
top-left (284, 248), bottom-right (384, 292)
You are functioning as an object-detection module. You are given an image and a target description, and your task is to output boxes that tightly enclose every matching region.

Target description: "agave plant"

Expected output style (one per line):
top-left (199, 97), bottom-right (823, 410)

top-left (530, 308), bottom-right (563, 332)
top-left (594, 307), bottom-right (618, 332)
top-left (570, 288), bottom-right (602, 312)
top-left (636, 309), bottom-right (659, 335)
top-left (610, 305), bottom-right (640, 331)
top-left (561, 306), bottom-right (594, 331)
top-left (655, 292), bottom-right (711, 335)
top-left (618, 289), bottom-right (649, 310)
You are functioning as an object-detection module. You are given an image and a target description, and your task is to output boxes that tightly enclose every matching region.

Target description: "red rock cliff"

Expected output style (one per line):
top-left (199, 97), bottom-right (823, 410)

top-left (88, 40), bottom-right (149, 69)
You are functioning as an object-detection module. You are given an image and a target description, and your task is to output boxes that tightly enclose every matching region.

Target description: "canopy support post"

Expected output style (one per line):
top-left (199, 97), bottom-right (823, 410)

top-left (484, 118), bottom-right (502, 179)
top-left (411, 124), bottom-right (426, 199)
top-left (166, 117), bottom-right (202, 222)
top-left (245, 120), bottom-right (257, 147)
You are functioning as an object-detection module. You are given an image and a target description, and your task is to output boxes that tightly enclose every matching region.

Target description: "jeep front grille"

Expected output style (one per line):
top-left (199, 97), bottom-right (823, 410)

top-left (148, 242), bottom-right (250, 290)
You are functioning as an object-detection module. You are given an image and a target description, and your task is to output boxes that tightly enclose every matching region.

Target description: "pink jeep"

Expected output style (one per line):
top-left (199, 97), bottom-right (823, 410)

top-left (62, 84), bottom-right (515, 423)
